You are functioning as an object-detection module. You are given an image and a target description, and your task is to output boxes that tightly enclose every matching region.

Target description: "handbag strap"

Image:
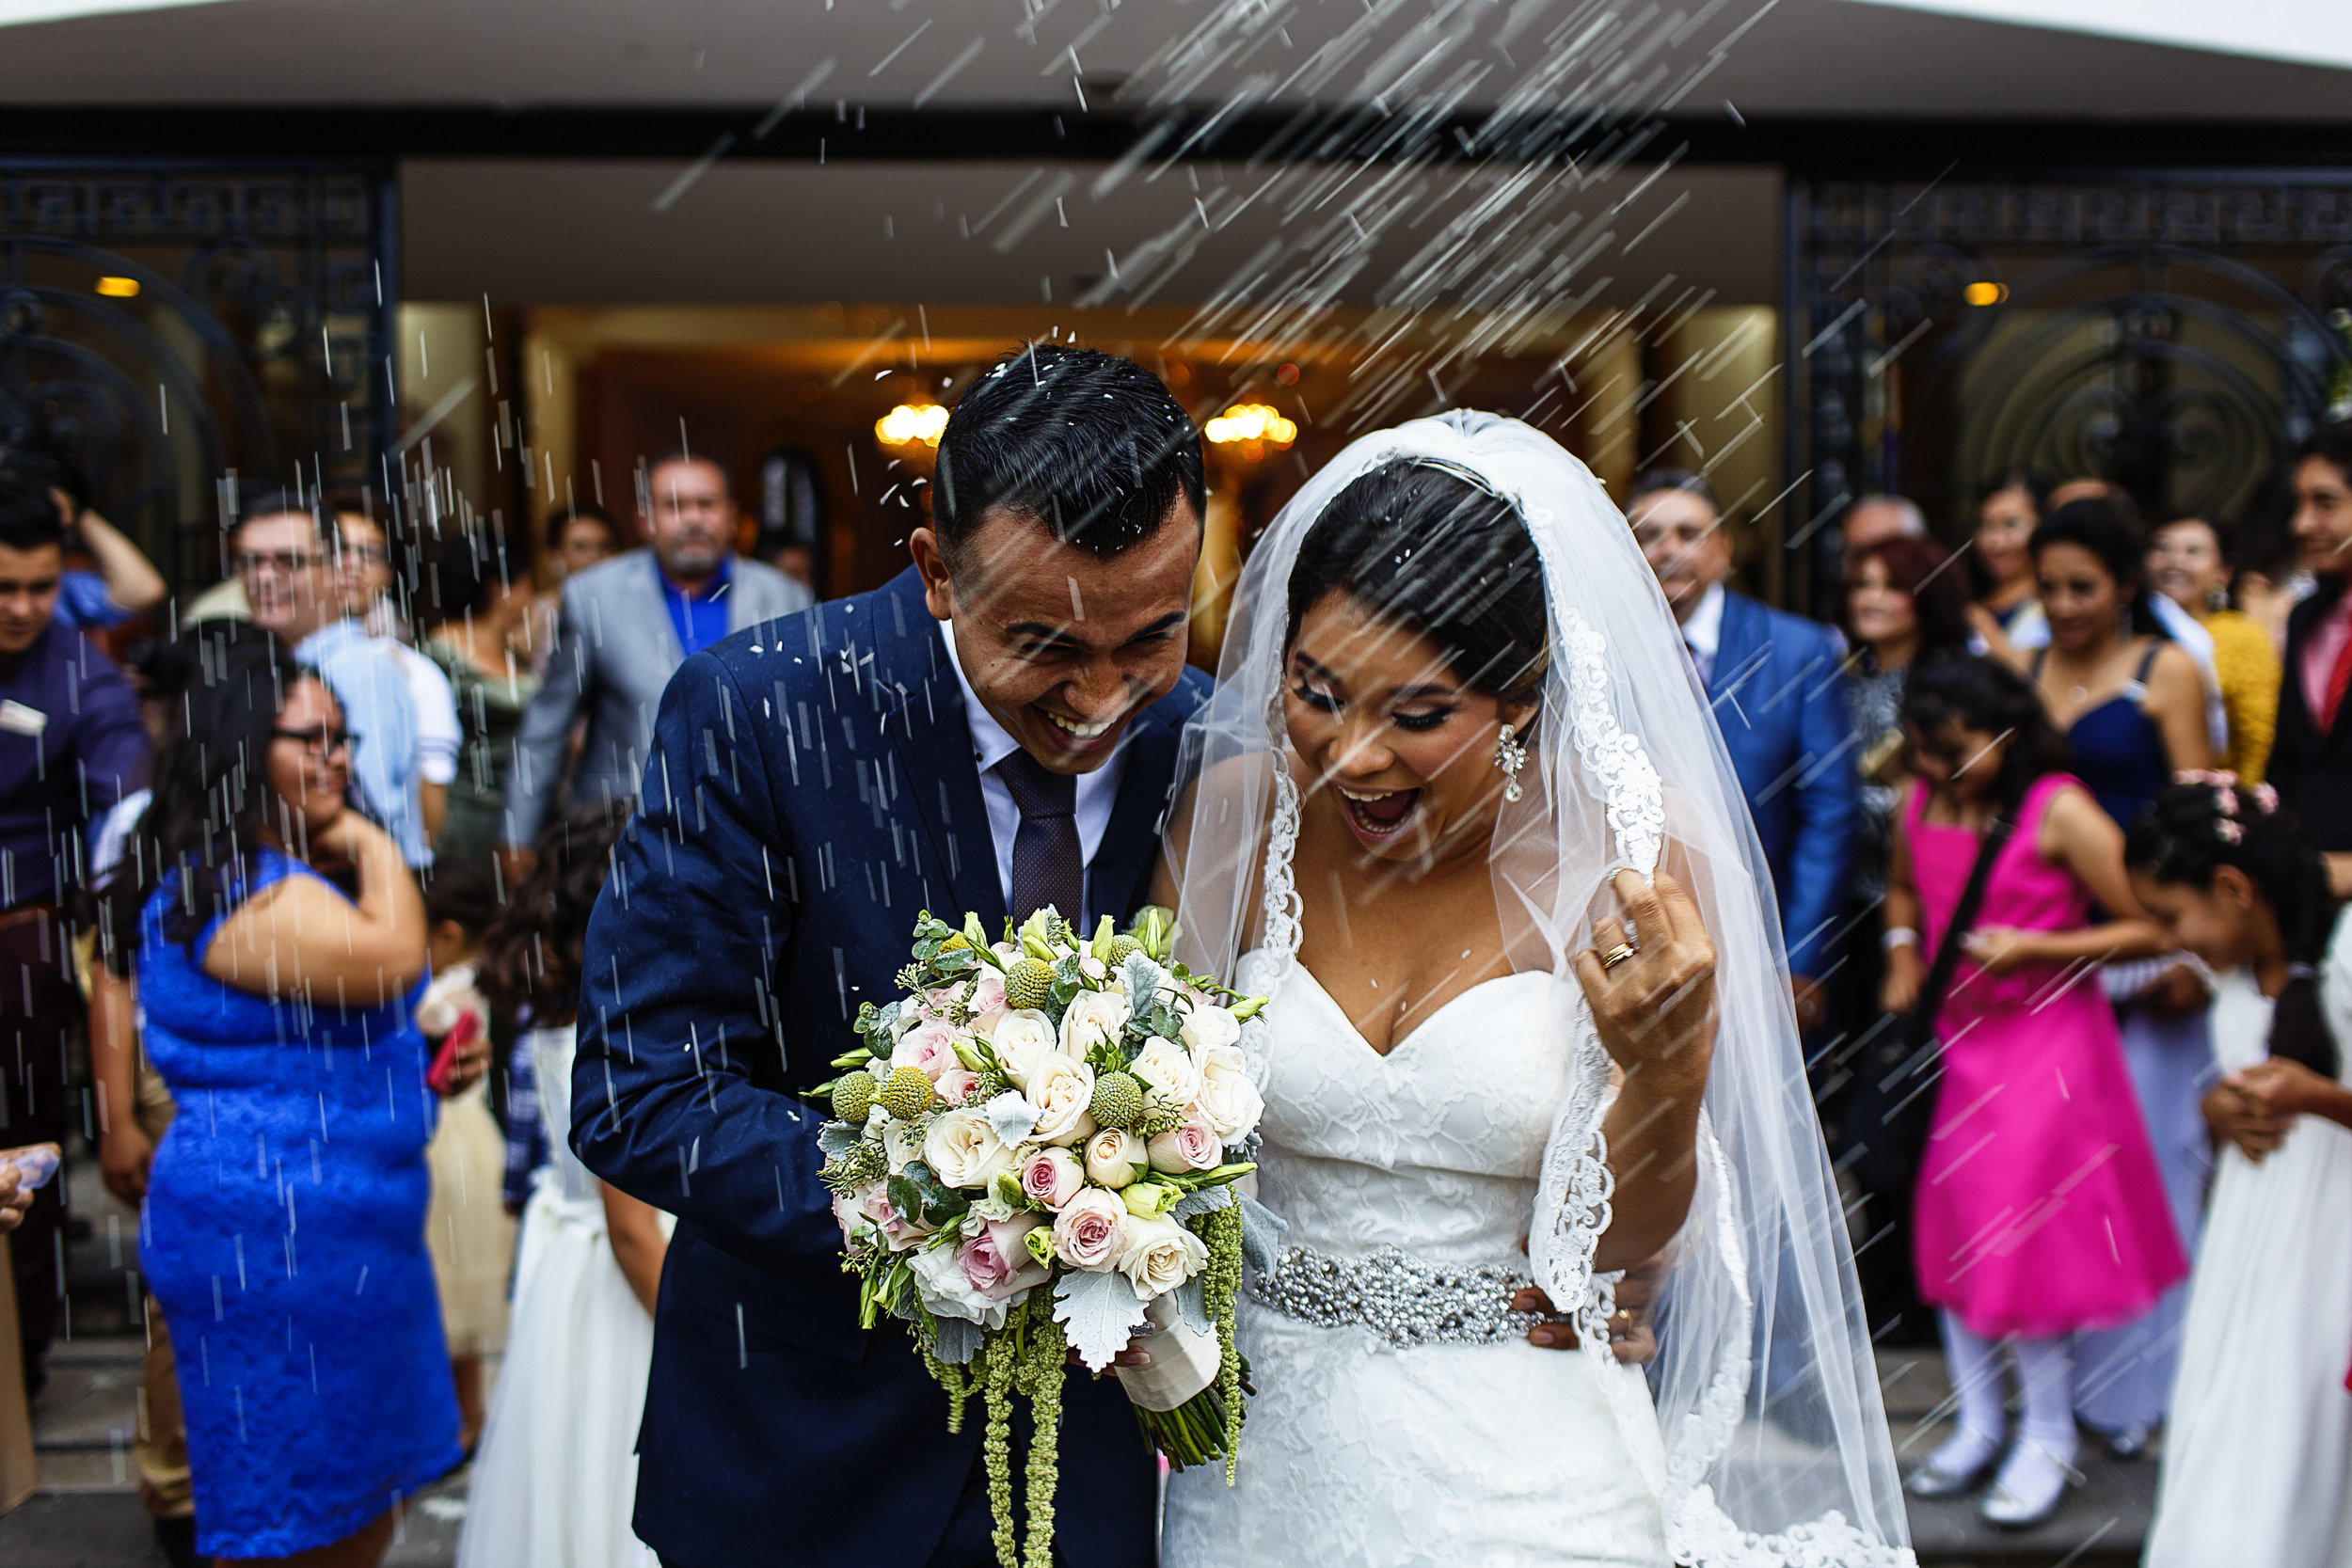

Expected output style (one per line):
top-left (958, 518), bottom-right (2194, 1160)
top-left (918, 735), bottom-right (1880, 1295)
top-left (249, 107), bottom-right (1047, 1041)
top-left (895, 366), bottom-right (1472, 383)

top-left (1905, 809), bottom-right (2017, 1051)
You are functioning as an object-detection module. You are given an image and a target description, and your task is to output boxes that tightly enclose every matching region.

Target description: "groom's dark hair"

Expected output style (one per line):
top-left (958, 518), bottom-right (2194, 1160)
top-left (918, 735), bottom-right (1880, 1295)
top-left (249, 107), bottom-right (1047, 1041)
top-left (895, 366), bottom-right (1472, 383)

top-left (934, 343), bottom-right (1204, 567)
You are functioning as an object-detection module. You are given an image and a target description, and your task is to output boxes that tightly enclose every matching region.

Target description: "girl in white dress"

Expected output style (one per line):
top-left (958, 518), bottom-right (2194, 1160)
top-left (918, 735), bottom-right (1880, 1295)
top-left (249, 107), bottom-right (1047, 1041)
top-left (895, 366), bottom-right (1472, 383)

top-left (2126, 776), bottom-right (2352, 1566)
top-left (456, 809), bottom-right (670, 1568)
top-left (1158, 416), bottom-right (1912, 1567)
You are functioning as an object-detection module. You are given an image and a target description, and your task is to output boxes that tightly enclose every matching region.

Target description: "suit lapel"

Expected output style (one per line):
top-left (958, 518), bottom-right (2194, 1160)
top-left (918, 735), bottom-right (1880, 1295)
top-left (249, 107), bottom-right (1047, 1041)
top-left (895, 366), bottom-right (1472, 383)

top-left (1706, 592), bottom-right (1767, 722)
top-left (640, 552), bottom-right (686, 668)
top-left (870, 571), bottom-right (1007, 933)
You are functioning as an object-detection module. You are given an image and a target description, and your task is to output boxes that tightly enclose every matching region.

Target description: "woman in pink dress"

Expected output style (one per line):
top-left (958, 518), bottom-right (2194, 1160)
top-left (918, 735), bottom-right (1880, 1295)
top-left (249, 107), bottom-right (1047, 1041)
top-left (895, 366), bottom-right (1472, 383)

top-left (1881, 657), bottom-right (2188, 1528)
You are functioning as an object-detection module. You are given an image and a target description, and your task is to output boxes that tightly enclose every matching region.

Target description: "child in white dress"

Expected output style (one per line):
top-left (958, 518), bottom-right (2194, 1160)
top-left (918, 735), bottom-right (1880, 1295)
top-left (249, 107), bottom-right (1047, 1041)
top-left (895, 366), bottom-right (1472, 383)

top-left (2126, 776), bottom-right (2352, 1566)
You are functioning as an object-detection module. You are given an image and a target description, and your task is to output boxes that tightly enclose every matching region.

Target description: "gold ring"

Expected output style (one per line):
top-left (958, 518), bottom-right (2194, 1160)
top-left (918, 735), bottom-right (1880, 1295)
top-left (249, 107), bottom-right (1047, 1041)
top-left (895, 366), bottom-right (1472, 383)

top-left (1598, 942), bottom-right (1636, 970)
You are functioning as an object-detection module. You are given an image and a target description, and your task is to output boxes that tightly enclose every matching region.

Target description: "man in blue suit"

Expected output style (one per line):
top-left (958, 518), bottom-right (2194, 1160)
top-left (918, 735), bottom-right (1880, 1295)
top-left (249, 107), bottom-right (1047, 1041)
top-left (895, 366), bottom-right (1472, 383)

top-left (1629, 469), bottom-right (1856, 1030)
top-left (570, 345), bottom-right (1211, 1568)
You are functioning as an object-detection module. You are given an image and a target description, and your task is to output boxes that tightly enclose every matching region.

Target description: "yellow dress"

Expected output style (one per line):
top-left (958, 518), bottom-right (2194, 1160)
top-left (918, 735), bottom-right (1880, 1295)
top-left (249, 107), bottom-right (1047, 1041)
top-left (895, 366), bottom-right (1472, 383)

top-left (2201, 607), bottom-right (2280, 784)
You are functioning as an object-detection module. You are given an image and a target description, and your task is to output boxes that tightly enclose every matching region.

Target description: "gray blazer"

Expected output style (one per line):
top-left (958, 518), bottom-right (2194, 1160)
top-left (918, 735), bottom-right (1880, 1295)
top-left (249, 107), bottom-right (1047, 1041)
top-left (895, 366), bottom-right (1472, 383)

top-left (503, 549), bottom-right (812, 845)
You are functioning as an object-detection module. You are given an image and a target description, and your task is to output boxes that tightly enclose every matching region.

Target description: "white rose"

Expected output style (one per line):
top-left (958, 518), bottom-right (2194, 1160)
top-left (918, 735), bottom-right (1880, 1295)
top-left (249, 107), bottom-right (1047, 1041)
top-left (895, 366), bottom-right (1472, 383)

top-left (1179, 1003), bottom-right (1241, 1054)
top-left (1025, 1053), bottom-right (1100, 1148)
top-left (922, 1109), bottom-right (1018, 1191)
top-left (882, 1117), bottom-right (926, 1173)
top-left (1058, 988), bottom-right (1132, 1056)
top-left (1191, 1044), bottom-right (1264, 1142)
top-left (990, 1008), bottom-right (1057, 1089)
top-left (1116, 1214), bottom-right (1209, 1298)
top-left (1083, 1126), bottom-right (1148, 1190)
top-left (1129, 1036), bottom-right (1202, 1112)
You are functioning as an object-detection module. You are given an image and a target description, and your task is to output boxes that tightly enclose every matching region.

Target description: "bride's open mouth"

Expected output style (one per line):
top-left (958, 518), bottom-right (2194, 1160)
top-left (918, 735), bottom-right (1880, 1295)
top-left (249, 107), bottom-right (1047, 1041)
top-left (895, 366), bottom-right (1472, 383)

top-left (1337, 784), bottom-right (1422, 844)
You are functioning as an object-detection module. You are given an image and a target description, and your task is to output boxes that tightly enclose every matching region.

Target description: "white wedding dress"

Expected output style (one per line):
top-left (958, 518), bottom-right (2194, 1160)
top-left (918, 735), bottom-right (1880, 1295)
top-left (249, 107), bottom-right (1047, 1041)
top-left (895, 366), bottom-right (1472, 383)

top-left (2143, 913), bottom-right (2352, 1566)
top-left (456, 1026), bottom-right (671, 1568)
top-left (1163, 955), bottom-right (1672, 1568)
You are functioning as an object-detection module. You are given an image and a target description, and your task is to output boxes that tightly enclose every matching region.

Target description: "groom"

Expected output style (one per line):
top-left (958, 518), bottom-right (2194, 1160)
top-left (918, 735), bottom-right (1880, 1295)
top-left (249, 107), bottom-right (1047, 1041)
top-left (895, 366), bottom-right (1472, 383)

top-left (570, 344), bottom-right (1212, 1568)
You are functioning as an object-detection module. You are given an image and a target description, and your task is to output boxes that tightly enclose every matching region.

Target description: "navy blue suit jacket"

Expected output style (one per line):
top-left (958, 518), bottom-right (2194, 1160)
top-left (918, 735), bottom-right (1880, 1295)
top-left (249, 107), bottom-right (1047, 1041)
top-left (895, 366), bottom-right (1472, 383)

top-left (570, 567), bottom-right (1209, 1568)
top-left (1701, 590), bottom-right (1858, 975)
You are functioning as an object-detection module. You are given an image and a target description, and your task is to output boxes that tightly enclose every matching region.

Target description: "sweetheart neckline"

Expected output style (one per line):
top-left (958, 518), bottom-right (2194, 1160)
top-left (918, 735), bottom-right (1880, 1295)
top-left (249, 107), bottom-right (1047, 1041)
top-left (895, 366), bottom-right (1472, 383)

top-left (1278, 960), bottom-right (1551, 1063)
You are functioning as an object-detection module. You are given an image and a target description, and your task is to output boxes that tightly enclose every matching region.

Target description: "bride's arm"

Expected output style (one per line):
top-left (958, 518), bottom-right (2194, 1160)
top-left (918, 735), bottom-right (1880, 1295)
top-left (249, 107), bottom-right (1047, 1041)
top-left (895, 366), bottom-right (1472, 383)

top-left (1577, 868), bottom-right (1717, 1275)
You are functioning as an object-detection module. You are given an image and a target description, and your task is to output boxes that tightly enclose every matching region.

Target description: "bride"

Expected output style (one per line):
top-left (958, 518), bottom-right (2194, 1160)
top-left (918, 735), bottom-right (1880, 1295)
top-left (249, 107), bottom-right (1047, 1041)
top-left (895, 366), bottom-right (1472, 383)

top-left (1154, 415), bottom-right (1911, 1567)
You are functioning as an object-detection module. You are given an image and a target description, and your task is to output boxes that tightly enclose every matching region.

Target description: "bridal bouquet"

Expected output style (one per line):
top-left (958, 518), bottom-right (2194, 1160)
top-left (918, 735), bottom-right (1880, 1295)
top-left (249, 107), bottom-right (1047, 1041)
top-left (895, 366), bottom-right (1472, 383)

top-left (815, 905), bottom-right (1264, 1568)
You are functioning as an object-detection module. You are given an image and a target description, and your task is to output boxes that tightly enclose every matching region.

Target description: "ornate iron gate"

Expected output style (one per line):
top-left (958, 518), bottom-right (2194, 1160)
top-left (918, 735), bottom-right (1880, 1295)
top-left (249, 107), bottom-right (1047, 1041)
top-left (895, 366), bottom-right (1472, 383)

top-left (1785, 173), bottom-right (2352, 614)
top-left (0, 160), bottom-right (397, 591)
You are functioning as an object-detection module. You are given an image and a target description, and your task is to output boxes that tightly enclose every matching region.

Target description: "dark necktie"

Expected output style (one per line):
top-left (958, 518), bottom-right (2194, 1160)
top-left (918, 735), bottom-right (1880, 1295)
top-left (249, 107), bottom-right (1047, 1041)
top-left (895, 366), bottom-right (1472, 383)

top-left (997, 750), bottom-right (1084, 927)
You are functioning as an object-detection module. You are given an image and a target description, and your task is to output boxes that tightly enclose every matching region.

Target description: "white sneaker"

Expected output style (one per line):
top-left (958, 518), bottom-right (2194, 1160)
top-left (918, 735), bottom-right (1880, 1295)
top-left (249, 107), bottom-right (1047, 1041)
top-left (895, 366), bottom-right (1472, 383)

top-left (1979, 1440), bottom-right (2076, 1529)
top-left (1905, 1428), bottom-right (2001, 1498)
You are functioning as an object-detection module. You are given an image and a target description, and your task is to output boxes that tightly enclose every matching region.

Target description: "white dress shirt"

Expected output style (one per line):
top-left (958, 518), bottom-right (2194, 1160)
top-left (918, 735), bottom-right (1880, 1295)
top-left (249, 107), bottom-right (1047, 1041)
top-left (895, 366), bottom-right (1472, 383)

top-left (1679, 581), bottom-right (1727, 687)
top-left (939, 619), bottom-right (1129, 920)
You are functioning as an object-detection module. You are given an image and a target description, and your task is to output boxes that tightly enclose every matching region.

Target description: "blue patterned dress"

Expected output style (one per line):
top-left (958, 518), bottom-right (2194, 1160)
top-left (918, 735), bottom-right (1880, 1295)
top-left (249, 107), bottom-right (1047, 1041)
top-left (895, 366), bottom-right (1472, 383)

top-left (138, 849), bottom-right (460, 1558)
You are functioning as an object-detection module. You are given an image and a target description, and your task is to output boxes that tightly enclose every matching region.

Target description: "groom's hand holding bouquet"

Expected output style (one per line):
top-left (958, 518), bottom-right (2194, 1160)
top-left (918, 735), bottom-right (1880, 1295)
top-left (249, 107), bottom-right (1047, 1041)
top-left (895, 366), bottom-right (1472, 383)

top-left (813, 903), bottom-right (1265, 1568)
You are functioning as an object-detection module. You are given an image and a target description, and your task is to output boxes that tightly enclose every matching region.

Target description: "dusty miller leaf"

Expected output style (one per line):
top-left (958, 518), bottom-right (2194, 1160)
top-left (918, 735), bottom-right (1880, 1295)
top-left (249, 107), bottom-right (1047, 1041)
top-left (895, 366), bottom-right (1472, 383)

top-left (817, 1123), bottom-right (861, 1160)
top-left (1169, 1184), bottom-right (1232, 1221)
top-left (1052, 1267), bottom-right (1149, 1372)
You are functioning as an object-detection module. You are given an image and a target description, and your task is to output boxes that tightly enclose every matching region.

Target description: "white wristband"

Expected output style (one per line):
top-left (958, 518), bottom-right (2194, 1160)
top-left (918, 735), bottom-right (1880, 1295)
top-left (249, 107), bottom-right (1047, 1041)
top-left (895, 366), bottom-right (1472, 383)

top-left (1883, 927), bottom-right (1921, 952)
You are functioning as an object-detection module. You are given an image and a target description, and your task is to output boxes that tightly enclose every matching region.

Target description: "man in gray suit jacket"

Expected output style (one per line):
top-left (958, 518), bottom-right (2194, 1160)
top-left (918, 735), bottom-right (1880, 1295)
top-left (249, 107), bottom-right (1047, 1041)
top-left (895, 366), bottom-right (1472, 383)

top-left (503, 452), bottom-right (812, 851)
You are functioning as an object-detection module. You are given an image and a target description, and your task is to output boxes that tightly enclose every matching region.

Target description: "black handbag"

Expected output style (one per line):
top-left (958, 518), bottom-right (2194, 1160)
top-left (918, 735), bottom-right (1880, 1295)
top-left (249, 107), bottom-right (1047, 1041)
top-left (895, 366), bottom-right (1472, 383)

top-left (1843, 811), bottom-right (2016, 1195)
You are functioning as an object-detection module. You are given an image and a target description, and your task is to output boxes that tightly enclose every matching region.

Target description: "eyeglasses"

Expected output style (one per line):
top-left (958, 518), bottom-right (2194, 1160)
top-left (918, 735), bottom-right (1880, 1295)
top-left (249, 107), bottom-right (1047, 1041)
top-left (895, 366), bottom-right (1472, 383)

top-left (233, 549), bottom-right (325, 578)
top-left (271, 726), bottom-right (353, 756)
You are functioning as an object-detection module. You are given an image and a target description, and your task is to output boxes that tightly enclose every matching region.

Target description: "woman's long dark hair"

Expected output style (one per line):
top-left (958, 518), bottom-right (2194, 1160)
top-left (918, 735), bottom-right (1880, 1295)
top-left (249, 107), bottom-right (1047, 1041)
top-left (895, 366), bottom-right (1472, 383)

top-left (2029, 494), bottom-right (2171, 641)
top-left (1286, 458), bottom-right (1549, 706)
top-left (1899, 654), bottom-right (2072, 817)
top-left (1842, 534), bottom-right (1974, 664)
top-left (2127, 781), bottom-right (2342, 1077)
top-left (96, 626), bottom-right (311, 976)
top-left (476, 806), bottom-right (628, 1028)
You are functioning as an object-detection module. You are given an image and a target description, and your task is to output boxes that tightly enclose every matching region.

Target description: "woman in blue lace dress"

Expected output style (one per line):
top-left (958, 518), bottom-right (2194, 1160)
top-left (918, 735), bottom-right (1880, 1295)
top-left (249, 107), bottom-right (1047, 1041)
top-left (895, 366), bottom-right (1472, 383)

top-left (97, 627), bottom-right (461, 1565)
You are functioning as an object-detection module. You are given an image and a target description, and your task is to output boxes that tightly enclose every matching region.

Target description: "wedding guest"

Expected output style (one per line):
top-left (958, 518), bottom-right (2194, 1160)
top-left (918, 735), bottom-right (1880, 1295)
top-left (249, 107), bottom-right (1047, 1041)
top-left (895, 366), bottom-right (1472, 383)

top-left (2269, 420), bottom-right (2352, 899)
top-left (0, 436), bottom-right (167, 634)
top-left (417, 858), bottom-right (510, 1454)
top-left (97, 626), bottom-right (465, 1564)
top-left (1630, 467), bottom-right (1855, 1030)
top-left (455, 806), bottom-right (663, 1568)
top-left (423, 527), bottom-right (544, 878)
top-left (0, 467), bottom-right (147, 1395)
top-left (230, 491), bottom-right (428, 865)
top-left (1969, 469), bottom-right (2046, 641)
top-left (1886, 656), bottom-right (2184, 1528)
top-left (501, 456), bottom-right (807, 868)
top-left (2128, 778), bottom-right (2352, 1566)
top-left (331, 498), bottom-right (462, 847)
top-left (2147, 515), bottom-right (2280, 784)
top-left (2013, 493), bottom-right (2214, 1448)
top-left (548, 501), bottom-right (621, 581)
top-left (1842, 492), bottom-right (1928, 554)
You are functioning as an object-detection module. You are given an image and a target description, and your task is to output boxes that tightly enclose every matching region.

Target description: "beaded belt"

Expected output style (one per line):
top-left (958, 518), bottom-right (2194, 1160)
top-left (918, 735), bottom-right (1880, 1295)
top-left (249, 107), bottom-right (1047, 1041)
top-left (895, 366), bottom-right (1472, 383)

top-left (1251, 1244), bottom-right (1545, 1349)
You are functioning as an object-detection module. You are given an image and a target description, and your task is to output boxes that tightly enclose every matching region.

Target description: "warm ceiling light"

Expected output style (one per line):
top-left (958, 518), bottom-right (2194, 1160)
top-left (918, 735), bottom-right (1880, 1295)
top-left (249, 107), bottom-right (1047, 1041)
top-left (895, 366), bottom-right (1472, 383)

top-left (1202, 404), bottom-right (1297, 448)
top-left (94, 276), bottom-right (139, 298)
top-left (1963, 280), bottom-right (2009, 307)
top-left (875, 403), bottom-right (948, 448)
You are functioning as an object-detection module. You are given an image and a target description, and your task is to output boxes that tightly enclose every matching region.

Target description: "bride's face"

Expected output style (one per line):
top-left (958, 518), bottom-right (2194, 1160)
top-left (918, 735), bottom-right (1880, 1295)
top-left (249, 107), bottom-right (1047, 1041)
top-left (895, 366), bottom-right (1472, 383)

top-left (1283, 590), bottom-right (1532, 870)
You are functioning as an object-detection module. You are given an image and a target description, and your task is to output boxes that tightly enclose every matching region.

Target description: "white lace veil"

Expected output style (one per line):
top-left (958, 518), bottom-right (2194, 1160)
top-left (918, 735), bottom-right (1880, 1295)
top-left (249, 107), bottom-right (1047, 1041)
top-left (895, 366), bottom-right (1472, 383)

top-left (1168, 414), bottom-right (1912, 1565)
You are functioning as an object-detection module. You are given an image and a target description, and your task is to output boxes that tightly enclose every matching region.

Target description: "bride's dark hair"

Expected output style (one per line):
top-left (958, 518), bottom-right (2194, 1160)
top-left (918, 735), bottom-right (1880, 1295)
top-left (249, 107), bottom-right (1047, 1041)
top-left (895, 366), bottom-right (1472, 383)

top-left (1284, 458), bottom-right (1549, 706)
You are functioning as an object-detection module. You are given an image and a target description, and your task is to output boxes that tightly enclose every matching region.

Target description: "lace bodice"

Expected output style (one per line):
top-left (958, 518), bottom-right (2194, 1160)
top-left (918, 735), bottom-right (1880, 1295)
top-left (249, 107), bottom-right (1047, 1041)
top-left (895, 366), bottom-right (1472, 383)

top-left (1242, 952), bottom-right (1571, 1267)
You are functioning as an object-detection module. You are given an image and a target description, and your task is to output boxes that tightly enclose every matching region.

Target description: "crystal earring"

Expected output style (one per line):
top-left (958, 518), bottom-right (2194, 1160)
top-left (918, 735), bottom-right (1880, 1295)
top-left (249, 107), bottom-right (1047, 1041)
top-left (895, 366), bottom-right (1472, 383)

top-left (1494, 722), bottom-right (1528, 803)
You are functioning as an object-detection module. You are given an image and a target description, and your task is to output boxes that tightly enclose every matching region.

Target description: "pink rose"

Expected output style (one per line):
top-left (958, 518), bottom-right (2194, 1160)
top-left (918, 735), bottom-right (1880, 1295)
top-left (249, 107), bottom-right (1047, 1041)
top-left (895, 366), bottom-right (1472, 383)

top-left (1021, 1146), bottom-right (1086, 1210)
top-left (1146, 1114), bottom-right (1222, 1175)
top-left (891, 1020), bottom-right (960, 1082)
top-left (846, 1185), bottom-right (927, 1252)
top-left (958, 1216), bottom-right (1050, 1301)
top-left (936, 1068), bottom-right (981, 1104)
top-left (1051, 1187), bottom-right (1127, 1271)
top-left (926, 983), bottom-right (971, 1016)
top-left (968, 970), bottom-right (1008, 1017)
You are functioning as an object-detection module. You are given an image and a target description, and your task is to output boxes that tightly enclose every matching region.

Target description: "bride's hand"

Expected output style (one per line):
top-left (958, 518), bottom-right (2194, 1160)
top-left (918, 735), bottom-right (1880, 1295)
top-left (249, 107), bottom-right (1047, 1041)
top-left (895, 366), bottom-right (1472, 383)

top-left (1573, 868), bottom-right (1716, 1090)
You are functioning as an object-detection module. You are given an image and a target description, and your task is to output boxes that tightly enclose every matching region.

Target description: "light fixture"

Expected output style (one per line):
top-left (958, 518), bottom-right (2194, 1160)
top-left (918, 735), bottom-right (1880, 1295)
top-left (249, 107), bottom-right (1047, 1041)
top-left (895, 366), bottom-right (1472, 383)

top-left (1963, 280), bottom-right (2009, 307)
top-left (875, 403), bottom-right (948, 449)
top-left (1202, 403), bottom-right (1297, 449)
top-left (94, 276), bottom-right (139, 298)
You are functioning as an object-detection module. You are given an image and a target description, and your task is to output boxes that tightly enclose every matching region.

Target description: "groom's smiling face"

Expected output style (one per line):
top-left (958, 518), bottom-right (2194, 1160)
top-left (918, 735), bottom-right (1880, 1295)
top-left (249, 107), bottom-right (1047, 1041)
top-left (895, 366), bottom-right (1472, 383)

top-left (914, 502), bottom-right (1200, 774)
